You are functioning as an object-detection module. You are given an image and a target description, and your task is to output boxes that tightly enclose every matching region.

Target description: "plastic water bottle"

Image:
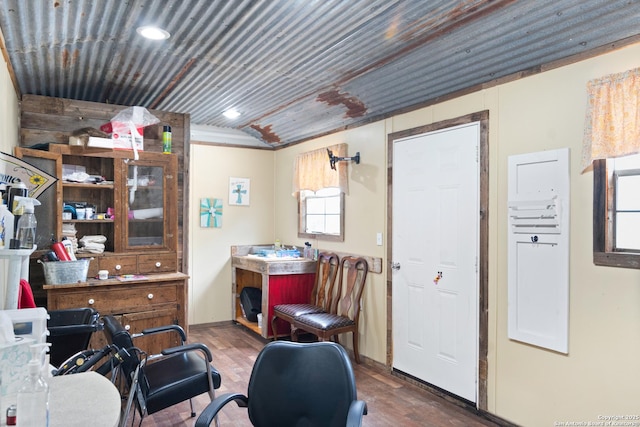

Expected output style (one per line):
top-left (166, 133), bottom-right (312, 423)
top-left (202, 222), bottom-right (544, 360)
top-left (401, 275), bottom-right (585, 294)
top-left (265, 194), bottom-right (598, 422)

top-left (17, 346), bottom-right (49, 426)
top-left (15, 203), bottom-right (37, 249)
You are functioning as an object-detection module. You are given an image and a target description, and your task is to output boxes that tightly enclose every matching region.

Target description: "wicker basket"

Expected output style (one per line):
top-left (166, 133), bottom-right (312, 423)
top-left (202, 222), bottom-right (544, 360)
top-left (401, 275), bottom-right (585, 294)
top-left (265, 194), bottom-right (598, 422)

top-left (39, 259), bottom-right (91, 285)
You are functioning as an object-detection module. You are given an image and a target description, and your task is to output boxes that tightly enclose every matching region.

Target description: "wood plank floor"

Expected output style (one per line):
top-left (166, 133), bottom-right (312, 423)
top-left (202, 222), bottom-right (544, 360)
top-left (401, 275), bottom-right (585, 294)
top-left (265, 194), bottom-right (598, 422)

top-left (127, 322), bottom-right (502, 427)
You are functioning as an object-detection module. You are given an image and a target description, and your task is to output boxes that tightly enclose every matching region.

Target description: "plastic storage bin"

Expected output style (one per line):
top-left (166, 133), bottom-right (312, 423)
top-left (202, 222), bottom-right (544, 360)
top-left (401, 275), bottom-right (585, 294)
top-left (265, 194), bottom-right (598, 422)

top-left (39, 259), bottom-right (91, 285)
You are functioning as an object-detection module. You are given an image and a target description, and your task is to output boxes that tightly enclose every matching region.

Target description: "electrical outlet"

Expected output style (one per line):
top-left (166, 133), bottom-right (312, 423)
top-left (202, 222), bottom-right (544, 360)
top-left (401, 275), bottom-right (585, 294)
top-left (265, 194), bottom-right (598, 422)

top-left (376, 232), bottom-right (383, 246)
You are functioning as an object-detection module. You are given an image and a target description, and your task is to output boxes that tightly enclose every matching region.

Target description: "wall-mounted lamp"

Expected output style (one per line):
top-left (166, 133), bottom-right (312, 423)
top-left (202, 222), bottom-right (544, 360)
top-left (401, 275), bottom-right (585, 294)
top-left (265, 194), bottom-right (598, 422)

top-left (327, 149), bottom-right (360, 170)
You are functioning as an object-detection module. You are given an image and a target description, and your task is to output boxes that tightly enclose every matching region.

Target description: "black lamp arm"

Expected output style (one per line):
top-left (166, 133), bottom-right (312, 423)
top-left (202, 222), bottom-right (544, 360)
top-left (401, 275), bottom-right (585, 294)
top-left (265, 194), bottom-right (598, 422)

top-left (327, 149), bottom-right (361, 170)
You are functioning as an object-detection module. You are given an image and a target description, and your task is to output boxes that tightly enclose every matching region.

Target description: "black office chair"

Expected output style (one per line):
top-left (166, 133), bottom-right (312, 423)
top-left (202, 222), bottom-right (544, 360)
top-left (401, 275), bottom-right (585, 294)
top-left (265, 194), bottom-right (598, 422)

top-left (101, 315), bottom-right (222, 426)
top-left (47, 308), bottom-right (101, 367)
top-left (195, 340), bottom-right (367, 427)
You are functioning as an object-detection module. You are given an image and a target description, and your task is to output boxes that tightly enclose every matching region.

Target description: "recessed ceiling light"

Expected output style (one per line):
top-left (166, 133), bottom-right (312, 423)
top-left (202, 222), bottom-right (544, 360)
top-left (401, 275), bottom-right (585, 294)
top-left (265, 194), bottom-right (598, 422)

top-left (223, 108), bottom-right (241, 119)
top-left (136, 26), bottom-right (170, 40)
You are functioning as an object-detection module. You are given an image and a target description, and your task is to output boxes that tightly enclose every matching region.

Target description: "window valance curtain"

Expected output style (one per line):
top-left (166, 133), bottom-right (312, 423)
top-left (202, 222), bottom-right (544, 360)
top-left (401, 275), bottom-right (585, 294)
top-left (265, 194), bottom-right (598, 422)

top-left (292, 143), bottom-right (349, 195)
top-left (582, 66), bottom-right (640, 171)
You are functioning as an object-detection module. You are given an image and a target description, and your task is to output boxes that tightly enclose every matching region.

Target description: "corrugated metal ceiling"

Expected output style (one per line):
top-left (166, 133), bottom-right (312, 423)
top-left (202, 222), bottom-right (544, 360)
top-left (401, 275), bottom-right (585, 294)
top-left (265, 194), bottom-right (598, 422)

top-left (0, 0), bottom-right (639, 148)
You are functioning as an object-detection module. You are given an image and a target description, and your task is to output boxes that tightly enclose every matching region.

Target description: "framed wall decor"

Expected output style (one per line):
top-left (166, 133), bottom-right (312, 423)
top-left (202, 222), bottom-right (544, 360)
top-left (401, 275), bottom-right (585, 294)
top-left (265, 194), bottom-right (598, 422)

top-left (229, 177), bottom-right (250, 206)
top-left (200, 197), bottom-right (223, 228)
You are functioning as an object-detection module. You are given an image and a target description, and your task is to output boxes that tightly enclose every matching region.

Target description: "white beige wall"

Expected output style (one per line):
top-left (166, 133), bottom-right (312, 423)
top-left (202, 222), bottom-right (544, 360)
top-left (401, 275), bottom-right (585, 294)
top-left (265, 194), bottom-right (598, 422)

top-left (0, 53), bottom-right (19, 153)
top-left (188, 144), bottom-right (274, 325)
top-left (189, 43), bottom-right (640, 425)
top-left (273, 122), bottom-right (388, 362)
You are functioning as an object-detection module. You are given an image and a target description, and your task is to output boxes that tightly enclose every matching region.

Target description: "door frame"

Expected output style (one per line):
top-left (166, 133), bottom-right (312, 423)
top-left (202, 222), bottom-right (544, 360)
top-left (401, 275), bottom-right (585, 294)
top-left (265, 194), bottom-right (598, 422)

top-left (386, 110), bottom-right (489, 410)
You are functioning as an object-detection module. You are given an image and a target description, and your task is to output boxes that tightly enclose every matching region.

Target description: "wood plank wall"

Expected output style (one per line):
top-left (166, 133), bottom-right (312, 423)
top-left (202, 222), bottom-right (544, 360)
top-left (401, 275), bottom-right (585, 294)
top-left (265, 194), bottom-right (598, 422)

top-left (18, 95), bottom-right (191, 274)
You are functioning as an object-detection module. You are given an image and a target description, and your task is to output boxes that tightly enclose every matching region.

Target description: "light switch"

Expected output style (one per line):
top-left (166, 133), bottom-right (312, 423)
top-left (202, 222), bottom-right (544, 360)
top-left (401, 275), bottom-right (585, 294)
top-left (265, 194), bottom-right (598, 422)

top-left (376, 232), bottom-right (383, 246)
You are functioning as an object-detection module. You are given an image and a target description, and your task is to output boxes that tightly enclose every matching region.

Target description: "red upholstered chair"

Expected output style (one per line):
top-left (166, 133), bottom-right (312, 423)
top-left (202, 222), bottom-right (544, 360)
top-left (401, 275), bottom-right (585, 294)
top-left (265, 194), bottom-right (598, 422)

top-left (271, 252), bottom-right (339, 340)
top-left (292, 256), bottom-right (368, 363)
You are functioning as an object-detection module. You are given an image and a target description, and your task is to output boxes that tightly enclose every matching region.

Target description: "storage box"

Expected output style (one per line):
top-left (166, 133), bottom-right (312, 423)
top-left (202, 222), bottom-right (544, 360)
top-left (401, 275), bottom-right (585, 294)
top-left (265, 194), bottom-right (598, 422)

top-left (87, 136), bottom-right (114, 149)
top-left (111, 132), bottom-right (143, 151)
top-left (100, 122), bottom-right (144, 151)
top-left (40, 259), bottom-right (91, 285)
top-left (4, 308), bottom-right (49, 344)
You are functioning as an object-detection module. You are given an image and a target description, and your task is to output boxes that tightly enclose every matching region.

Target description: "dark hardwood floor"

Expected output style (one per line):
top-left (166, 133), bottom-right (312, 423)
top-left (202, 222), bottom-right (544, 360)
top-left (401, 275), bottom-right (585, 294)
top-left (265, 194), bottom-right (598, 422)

top-left (126, 322), bottom-right (501, 427)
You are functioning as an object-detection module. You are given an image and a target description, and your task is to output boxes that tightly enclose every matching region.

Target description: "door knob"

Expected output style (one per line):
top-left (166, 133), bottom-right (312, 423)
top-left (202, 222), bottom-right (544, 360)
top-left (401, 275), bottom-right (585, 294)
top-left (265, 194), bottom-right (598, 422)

top-left (391, 262), bottom-right (401, 271)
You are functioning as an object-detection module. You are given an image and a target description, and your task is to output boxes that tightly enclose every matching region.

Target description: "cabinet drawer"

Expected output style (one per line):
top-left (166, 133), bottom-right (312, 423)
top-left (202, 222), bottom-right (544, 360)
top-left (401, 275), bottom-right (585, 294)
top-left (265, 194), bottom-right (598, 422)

top-left (138, 253), bottom-right (177, 273)
top-left (100, 255), bottom-right (138, 275)
top-left (50, 284), bottom-right (178, 314)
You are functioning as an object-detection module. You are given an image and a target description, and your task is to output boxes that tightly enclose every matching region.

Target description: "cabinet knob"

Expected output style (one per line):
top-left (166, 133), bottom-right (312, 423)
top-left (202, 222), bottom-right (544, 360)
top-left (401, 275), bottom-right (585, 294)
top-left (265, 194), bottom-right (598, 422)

top-left (155, 262), bottom-right (161, 268)
top-left (148, 293), bottom-right (154, 300)
top-left (125, 324), bottom-right (130, 331)
top-left (88, 298), bottom-right (95, 305)
top-left (115, 265), bottom-right (122, 271)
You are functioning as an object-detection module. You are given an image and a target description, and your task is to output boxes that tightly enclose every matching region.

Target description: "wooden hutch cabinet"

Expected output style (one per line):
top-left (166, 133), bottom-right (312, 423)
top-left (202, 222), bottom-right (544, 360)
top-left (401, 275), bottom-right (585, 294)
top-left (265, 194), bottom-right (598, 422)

top-left (15, 145), bottom-right (187, 353)
top-left (14, 95), bottom-right (191, 355)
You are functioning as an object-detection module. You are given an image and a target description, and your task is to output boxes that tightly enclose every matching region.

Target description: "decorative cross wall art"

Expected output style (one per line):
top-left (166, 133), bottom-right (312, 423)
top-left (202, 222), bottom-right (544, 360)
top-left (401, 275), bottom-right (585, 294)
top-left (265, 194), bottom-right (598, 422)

top-left (200, 198), bottom-right (223, 228)
top-left (229, 177), bottom-right (250, 206)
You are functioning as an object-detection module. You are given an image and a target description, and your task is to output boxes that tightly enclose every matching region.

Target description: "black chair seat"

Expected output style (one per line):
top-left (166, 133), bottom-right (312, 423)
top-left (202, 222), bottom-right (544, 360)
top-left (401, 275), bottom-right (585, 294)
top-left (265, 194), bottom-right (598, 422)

top-left (273, 303), bottom-right (325, 317)
top-left (295, 312), bottom-right (355, 330)
top-left (145, 352), bottom-right (222, 415)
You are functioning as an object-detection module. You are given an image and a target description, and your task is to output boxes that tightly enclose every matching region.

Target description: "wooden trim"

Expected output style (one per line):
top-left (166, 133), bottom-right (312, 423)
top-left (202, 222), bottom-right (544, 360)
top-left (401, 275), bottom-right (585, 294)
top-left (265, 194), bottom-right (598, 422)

top-left (592, 158), bottom-right (640, 269)
top-left (386, 110), bottom-right (490, 410)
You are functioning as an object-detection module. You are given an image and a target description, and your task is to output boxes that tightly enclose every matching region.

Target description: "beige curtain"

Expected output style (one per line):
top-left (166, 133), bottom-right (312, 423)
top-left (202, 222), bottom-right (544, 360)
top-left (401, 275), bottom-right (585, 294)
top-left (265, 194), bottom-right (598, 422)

top-left (582, 67), bottom-right (640, 170)
top-left (292, 143), bottom-right (349, 195)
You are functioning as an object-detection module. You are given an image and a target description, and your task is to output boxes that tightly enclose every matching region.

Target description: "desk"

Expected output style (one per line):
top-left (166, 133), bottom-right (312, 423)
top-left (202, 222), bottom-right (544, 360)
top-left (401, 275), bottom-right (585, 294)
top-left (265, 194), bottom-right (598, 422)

top-left (231, 245), bottom-right (316, 338)
top-left (49, 372), bottom-right (120, 427)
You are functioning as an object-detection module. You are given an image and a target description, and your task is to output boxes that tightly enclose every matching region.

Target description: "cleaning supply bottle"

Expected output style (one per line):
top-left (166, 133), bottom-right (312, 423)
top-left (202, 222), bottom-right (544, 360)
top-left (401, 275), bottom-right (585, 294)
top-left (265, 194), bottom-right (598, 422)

top-left (61, 237), bottom-right (76, 260)
top-left (304, 242), bottom-right (312, 259)
top-left (14, 196), bottom-right (41, 250)
top-left (7, 182), bottom-right (27, 216)
top-left (0, 197), bottom-right (14, 249)
top-left (17, 344), bottom-right (49, 426)
top-left (50, 237), bottom-right (71, 261)
top-left (162, 125), bottom-right (172, 154)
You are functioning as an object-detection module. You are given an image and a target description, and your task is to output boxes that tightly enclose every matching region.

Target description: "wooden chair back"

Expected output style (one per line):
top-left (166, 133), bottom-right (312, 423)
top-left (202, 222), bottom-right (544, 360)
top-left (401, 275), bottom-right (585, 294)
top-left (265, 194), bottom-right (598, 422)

top-left (334, 256), bottom-right (369, 322)
top-left (310, 252), bottom-right (340, 311)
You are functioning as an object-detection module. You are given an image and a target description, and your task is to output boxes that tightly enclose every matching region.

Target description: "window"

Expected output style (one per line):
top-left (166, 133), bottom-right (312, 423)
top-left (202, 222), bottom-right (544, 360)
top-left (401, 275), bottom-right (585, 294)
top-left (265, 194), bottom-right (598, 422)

top-left (298, 187), bottom-right (344, 241)
top-left (593, 153), bottom-right (640, 267)
top-left (293, 144), bottom-right (349, 242)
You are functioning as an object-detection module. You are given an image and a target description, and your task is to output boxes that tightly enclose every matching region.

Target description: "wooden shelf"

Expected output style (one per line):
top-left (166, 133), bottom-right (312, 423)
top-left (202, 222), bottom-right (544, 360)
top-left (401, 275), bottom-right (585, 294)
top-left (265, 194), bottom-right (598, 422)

top-left (63, 182), bottom-right (114, 189)
top-left (235, 315), bottom-right (261, 334)
top-left (64, 219), bottom-right (114, 224)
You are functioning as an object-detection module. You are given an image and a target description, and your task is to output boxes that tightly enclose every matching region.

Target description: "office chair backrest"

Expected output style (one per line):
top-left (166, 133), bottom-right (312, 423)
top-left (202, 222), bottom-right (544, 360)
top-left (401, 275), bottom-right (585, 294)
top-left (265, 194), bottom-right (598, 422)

top-left (247, 341), bottom-right (358, 427)
top-left (310, 252), bottom-right (340, 311)
top-left (102, 315), bottom-right (149, 396)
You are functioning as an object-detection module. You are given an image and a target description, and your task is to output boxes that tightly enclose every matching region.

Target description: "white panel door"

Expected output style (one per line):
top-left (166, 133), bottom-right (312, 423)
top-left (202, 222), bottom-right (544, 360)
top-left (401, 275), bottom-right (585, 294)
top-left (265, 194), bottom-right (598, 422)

top-left (392, 123), bottom-right (479, 402)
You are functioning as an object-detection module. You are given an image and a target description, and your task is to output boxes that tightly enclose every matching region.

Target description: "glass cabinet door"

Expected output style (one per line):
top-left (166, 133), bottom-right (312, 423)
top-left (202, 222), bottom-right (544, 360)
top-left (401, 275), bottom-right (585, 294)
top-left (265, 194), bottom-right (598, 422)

top-left (125, 161), bottom-right (166, 249)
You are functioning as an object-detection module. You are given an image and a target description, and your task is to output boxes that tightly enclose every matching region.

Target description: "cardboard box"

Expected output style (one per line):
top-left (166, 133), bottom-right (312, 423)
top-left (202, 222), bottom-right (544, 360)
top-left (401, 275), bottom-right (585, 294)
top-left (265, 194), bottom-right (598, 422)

top-left (100, 122), bottom-right (144, 151)
top-left (87, 137), bottom-right (114, 149)
top-left (111, 132), bottom-right (143, 151)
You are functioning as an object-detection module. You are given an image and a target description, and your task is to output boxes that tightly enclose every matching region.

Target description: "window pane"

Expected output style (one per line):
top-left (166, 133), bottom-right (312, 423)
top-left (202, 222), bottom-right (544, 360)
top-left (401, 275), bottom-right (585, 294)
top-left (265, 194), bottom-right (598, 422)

top-left (616, 174), bottom-right (640, 210)
top-left (325, 215), bottom-right (341, 235)
top-left (615, 212), bottom-right (640, 250)
top-left (306, 198), bottom-right (325, 214)
top-left (306, 215), bottom-right (325, 233)
top-left (325, 196), bottom-right (341, 214)
top-left (299, 187), bottom-right (343, 241)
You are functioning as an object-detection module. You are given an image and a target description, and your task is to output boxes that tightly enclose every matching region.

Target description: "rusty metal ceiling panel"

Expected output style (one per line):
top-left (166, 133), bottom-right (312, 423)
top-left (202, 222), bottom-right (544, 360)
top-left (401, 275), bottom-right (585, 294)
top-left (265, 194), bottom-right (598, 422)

top-left (0, 0), bottom-right (639, 147)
